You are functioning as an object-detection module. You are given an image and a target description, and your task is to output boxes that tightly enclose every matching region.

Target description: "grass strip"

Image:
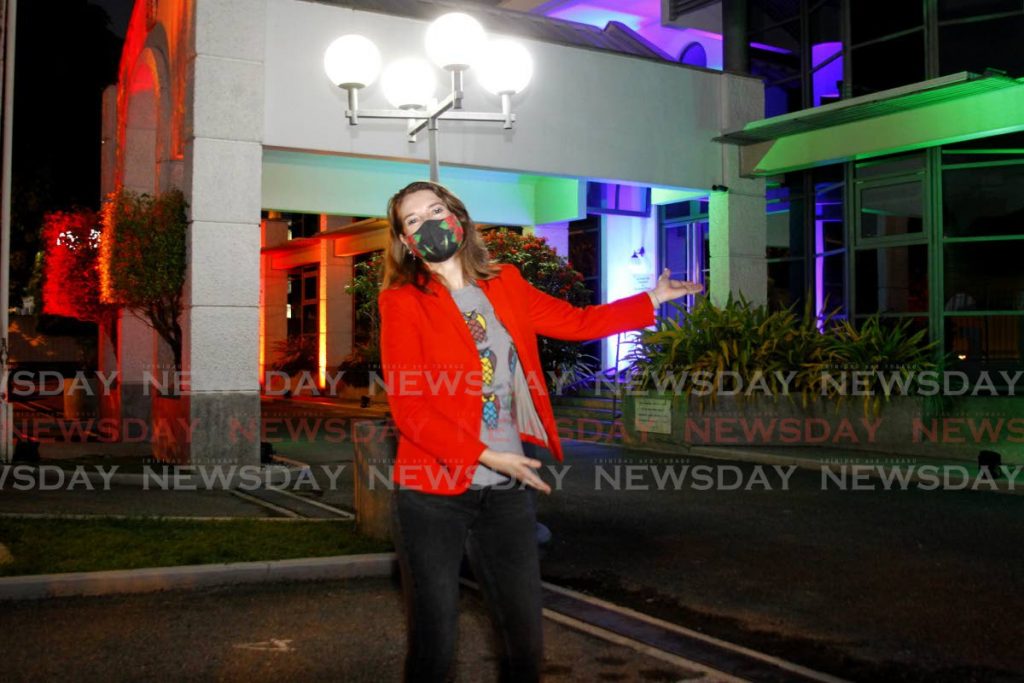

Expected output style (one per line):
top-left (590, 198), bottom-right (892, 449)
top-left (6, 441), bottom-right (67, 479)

top-left (0, 517), bottom-right (391, 577)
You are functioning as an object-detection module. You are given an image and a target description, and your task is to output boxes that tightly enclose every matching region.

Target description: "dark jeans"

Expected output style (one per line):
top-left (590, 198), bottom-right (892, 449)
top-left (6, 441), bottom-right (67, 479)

top-left (392, 467), bottom-right (543, 682)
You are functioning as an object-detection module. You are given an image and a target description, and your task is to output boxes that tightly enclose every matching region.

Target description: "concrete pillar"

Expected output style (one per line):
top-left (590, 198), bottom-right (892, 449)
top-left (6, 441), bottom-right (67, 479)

top-left (182, 0), bottom-right (265, 466)
top-left (120, 61), bottom-right (163, 436)
top-left (321, 216), bottom-right (354, 382)
top-left (261, 219), bottom-right (289, 388)
top-left (710, 74), bottom-right (767, 306)
top-left (119, 310), bottom-right (153, 427)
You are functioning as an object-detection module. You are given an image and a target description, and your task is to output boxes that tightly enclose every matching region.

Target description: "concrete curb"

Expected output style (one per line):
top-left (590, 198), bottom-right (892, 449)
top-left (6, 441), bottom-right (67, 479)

top-left (0, 553), bottom-right (397, 601)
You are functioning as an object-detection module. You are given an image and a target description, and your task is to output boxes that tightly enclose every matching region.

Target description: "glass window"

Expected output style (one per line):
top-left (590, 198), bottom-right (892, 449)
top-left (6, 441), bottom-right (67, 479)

top-left (748, 1), bottom-right (800, 52)
top-left (819, 253), bottom-right (846, 317)
top-left (942, 164), bottom-right (1024, 237)
top-left (814, 166), bottom-right (846, 319)
top-left (851, 1), bottom-right (923, 44)
top-left (938, 0), bottom-right (1023, 21)
top-left (860, 182), bottom-right (924, 238)
top-left (302, 304), bottom-right (318, 336)
top-left (944, 241), bottom-right (1024, 310)
top-left (944, 315), bottom-right (1023, 365)
top-left (855, 153), bottom-right (925, 180)
top-left (939, 15), bottom-right (1024, 77)
top-left (751, 51), bottom-right (803, 116)
top-left (855, 244), bottom-right (929, 314)
top-left (768, 259), bottom-right (806, 312)
top-left (303, 273), bottom-right (318, 300)
top-left (662, 221), bottom-right (709, 318)
top-left (850, 32), bottom-right (926, 95)
top-left (568, 215), bottom-right (601, 306)
top-left (942, 131), bottom-right (1024, 166)
top-left (281, 212), bottom-right (321, 239)
top-left (809, 0), bottom-right (843, 44)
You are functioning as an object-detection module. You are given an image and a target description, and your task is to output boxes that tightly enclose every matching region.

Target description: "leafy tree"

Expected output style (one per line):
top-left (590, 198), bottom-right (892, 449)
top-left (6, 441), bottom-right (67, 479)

top-left (100, 189), bottom-right (187, 370)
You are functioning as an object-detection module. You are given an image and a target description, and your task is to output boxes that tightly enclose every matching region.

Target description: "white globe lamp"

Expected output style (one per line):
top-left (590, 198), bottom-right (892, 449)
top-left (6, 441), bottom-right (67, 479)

top-left (477, 39), bottom-right (533, 95)
top-left (323, 34), bottom-right (382, 88)
top-left (381, 57), bottom-right (437, 109)
top-left (425, 12), bottom-right (487, 70)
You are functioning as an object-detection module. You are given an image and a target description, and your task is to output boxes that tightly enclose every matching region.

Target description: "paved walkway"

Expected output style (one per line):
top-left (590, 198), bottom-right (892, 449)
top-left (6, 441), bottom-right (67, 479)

top-left (0, 576), bottom-right (706, 682)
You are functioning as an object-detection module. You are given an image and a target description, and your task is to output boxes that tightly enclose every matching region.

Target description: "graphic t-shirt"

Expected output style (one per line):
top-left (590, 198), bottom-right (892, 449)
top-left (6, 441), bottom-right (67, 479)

top-left (450, 283), bottom-right (521, 487)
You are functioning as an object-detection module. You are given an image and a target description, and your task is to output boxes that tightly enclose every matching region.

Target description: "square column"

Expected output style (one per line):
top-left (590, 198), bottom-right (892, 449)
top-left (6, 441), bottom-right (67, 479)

top-left (261, 219), bottom-right (289, 389)
top-left (180, 0), bottom-right (265, 466)
top-left (320, 217), bottom-right (354, 385)
top-left (710, 74), bottom-right (767, 306)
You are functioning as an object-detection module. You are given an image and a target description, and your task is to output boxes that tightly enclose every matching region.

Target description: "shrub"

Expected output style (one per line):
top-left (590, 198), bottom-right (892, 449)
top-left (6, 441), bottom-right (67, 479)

top-left (626, 293), bottom-right (938, 414)
top-left (269, 335), bottom-right (318, 376)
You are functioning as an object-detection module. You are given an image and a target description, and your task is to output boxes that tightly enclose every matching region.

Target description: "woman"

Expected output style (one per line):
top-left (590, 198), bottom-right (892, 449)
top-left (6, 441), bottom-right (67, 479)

top-left (378, 181), bottom-right (702, 682)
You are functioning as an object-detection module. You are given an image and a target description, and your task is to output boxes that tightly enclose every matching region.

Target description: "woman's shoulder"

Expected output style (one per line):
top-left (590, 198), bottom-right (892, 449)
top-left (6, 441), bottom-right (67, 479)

top-left (378, 281), bottom-right (421, 305)
top-left (491, 262), bottom-right (523, 281)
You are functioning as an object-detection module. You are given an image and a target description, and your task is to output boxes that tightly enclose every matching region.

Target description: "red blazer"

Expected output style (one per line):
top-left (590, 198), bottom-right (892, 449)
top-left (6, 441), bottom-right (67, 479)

top-left (378, 263), bottom-right (656, 495)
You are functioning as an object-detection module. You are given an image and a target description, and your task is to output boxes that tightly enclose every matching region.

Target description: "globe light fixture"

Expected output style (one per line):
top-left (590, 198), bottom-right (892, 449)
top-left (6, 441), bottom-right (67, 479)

top-left (323, 34), bottom-right (381, 88)
top-left (424, 12), bottom-right (486, 71)
top-left (381, 58), bottom-right (437, 110)
top-left (323, 12), bottom-right (532, 181)
top-left (477, 39), bottom-right (533, 95)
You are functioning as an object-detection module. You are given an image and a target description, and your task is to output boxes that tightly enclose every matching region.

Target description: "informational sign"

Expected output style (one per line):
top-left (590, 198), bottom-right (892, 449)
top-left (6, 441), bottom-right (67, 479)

top-left (634, 397), bottom-right (672, 435)
top-left (631, 270), bottom-right (654, 293)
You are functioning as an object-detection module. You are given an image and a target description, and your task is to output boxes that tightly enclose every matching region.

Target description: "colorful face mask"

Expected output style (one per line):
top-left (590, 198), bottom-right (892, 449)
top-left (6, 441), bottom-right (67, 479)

top-left (406, 214), bottom-right (465, 263)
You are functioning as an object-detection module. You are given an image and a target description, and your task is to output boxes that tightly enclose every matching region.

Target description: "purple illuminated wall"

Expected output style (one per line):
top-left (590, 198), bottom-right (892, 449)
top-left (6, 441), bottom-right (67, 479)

top-left (812, 42), bottom-right (844, 107)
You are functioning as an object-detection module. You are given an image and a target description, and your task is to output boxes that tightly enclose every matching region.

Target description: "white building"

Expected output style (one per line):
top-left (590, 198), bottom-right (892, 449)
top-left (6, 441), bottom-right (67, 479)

top-left (103, 0), bottom-right (765, 465)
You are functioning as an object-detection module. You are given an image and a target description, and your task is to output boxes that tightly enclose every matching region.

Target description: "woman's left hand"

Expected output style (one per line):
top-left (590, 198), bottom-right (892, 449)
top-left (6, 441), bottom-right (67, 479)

top-left (649, 268), bottom-right (703, 305)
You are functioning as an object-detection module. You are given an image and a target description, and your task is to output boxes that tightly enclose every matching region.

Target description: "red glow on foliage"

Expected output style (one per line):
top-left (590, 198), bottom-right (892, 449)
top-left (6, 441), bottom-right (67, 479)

top-left (41, 210), bottom-right (111, 322)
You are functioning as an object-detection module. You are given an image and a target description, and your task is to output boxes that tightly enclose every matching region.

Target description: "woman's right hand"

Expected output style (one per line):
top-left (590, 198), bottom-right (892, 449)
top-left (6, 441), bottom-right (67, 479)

top-left (478, 447), bottom-right (552, 494)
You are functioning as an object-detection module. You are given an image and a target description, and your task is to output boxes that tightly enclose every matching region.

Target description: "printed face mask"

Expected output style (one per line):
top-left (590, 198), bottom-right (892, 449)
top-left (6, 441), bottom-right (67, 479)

top-left (406, 214), bottom-right (465, 263)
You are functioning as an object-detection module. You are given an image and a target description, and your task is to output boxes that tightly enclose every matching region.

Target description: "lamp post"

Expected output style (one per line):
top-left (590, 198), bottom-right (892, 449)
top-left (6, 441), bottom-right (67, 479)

top-left (323, 12), bottom-right (533, 182)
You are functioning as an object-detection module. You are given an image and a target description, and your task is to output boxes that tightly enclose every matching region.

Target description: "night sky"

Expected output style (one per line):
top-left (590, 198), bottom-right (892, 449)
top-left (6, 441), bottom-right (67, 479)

top-left (91, 0), bottom-right (133, 37)
top-left (9, 0), bottom-right (125, 305)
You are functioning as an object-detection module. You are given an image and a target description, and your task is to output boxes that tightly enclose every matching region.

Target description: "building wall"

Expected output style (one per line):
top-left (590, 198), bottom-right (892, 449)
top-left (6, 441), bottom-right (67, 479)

top-left (262, 0), bottom-right (758, 191)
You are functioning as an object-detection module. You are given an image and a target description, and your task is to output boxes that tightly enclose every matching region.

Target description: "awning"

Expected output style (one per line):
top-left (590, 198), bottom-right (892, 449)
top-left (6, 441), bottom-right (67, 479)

top-left (716, 72), bottom-right (1024, 177)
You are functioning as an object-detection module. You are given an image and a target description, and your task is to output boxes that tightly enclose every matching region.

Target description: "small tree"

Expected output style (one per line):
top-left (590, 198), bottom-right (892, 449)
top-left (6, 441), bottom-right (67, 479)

top-left (41, 208), bottom-right (118, 328)
top-left (100, 189), bottom-right (188, 370)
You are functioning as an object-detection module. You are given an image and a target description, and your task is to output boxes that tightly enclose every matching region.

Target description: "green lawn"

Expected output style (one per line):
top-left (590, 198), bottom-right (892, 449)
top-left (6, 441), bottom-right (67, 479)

top-left (0, 517), bottom-right (392, 577)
